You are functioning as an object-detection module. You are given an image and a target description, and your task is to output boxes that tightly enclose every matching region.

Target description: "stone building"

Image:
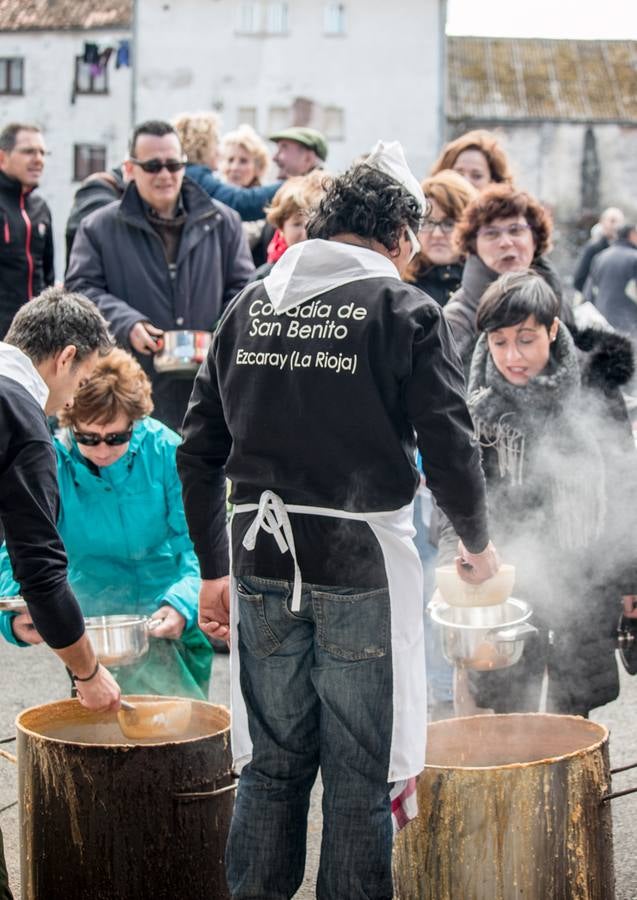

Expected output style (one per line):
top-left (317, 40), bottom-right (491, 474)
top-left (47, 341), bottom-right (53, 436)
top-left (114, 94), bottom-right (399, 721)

top-left (445, 36), bottom-right (637, 281)
top-left (0, 1), bottom-right (132, 276)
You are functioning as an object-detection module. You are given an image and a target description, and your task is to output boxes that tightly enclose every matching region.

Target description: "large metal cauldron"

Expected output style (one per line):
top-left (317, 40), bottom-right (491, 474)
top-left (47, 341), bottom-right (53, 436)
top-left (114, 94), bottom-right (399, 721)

top-left (17, 697), bottom-right (233, 900)
top-left (392, 714), bottom-right (622, 900)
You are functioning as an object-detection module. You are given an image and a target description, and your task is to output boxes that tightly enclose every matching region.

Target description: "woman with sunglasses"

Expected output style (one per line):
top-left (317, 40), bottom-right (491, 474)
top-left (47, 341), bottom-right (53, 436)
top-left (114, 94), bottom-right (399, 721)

top-left (404, 169), bottom-right (477, 307)
top-left (0, 349), bottom-right (212, 700)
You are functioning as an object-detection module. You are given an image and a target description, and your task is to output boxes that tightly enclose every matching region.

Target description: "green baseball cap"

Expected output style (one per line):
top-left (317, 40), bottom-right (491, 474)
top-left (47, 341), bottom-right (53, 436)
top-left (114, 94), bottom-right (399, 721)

top-left (268, 126), bottom-right (328, 161)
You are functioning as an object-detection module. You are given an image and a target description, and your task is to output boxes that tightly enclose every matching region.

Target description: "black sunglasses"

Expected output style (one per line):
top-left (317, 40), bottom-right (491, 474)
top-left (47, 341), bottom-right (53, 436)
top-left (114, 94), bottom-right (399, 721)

top-left (129, 157), bottom-right (186, 174)
top-left (73, 428), bottom-right (133, 447)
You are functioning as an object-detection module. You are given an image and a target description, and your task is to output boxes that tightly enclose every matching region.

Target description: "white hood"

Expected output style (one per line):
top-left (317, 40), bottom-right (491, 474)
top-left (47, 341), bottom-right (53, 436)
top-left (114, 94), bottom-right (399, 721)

top-left (263, 239), bottom-right (400, 314)
top-left (0, 341), bottom-right (49, 409)
top-left (366, 140), bottom-right (426, 215)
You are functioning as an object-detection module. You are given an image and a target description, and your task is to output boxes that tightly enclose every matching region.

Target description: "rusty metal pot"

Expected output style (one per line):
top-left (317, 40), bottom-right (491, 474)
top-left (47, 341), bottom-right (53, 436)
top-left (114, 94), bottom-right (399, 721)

top-left (152, 329), bottom-right (212, 375)
top-left (16, 697), bottom-right (234, 900)
top-left (392, 713), bottom-right (637, 900)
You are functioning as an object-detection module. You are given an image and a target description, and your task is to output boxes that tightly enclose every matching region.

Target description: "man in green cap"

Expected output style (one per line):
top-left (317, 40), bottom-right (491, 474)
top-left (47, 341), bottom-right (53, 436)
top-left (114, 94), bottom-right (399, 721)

top-left (269, 126), bottom-right (328, 179)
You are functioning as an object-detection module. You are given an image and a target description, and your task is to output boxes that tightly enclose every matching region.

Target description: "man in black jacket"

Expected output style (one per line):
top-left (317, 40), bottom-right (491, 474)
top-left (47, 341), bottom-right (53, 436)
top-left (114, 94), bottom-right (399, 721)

top-left (0, 123), bottom-right (54, 339)
top-left (177, 145), bottom-right (498, 899)
top-left (573, 206), bottom-right (624, 294)
top-left (0, 287), bottom-right (121, 898)
top-left (66, 119), bottom-right (254, 432)
top-left (586, 223), bottom-right (637, 338)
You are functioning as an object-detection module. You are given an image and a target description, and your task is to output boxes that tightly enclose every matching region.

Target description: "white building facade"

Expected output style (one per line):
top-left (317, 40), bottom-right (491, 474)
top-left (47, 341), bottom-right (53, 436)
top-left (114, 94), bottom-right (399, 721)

top-left (134, 0), bottom-right (446, 178)
top-left (0, 9), bottom-right (132, 277)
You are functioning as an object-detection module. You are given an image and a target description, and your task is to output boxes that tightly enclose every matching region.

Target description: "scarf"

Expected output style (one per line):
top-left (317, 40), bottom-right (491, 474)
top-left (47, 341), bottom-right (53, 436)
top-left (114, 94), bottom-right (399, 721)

top-left (266, 229), bottom-right (289, 264)
top-left (467, 324), bottom-right (607, 550)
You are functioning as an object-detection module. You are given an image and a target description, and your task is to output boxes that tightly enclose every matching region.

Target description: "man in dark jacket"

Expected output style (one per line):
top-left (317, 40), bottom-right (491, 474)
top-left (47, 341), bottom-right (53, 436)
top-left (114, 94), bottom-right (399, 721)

top-left (177, 145), bottom-right (497, 899)
top-left (64, 166), bottom-right (126, 270)
top-left (66, 119), bottom-right (255, 431)
top-left (586, 223), bottom-right (637, 338)
top-left (0, 123), bottom-right (54, 338)
top-left (573, 206), bottom-right (624, 294)
top-left (0, 288), bottom-right (121, 898)
top-left (65, 163), bottom-right (282, 269)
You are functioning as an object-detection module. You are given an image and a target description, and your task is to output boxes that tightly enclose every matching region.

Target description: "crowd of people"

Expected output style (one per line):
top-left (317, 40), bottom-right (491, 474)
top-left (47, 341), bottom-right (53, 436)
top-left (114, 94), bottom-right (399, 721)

top-left (0, 116), bottom-right (636, 899)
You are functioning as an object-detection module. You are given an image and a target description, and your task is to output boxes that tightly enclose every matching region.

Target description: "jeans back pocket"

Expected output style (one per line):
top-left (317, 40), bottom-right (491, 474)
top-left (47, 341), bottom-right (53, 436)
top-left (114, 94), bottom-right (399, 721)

top-left (237, 581), bottom-right (282, 659)
top-left (313, 587), bottom-right (390, 661)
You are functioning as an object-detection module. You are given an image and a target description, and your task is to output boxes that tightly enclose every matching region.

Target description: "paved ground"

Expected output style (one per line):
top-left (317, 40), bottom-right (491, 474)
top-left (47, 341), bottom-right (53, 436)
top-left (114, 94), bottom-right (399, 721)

top-left (1, 642), bottom-right (636, 898)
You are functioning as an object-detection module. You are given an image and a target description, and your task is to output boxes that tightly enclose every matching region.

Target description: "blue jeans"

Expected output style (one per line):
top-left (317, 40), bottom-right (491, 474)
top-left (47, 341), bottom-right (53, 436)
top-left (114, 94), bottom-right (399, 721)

top-left (226, 575), bottom-right (394, 900)
top-left (413, 493), bottom-right (453, 704)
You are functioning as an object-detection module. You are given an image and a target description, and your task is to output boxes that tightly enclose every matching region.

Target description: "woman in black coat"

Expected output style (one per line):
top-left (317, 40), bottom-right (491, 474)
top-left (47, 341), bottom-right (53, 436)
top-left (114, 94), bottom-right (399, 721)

top-left (439, 270), bottom-right (636, 716)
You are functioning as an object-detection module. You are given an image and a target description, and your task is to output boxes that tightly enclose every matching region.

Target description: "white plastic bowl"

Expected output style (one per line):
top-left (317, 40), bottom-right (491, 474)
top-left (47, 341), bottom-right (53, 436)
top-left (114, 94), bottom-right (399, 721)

top-left (434, 563), bottom-right (516, 608)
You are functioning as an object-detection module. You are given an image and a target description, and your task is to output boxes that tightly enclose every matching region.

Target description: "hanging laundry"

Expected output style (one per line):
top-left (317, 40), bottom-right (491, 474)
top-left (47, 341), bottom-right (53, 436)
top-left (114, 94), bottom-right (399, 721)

top-left (83, 42), bottom-right (99, 64)
top-left (98, 47), bottom-right (113, 68)
top-left (116, 40), bottom-right (130, 69)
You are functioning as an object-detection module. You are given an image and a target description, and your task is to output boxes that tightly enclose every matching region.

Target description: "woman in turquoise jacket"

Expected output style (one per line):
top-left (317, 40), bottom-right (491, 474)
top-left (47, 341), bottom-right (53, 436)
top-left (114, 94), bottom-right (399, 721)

top-left (0, 349), bottom-right (212, 700)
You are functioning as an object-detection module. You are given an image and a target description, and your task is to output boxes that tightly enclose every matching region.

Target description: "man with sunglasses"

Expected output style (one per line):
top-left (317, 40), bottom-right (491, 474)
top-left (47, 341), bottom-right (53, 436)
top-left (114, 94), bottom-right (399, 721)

top-left (66, 119), bottom-right (254, 431)
top-left (0, 123), bottom-right (54, 339)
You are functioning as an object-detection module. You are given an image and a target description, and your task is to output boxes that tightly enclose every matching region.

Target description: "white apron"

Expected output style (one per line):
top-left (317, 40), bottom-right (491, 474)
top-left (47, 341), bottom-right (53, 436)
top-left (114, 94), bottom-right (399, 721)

top-left (229, 490), bottom-right (427, 785)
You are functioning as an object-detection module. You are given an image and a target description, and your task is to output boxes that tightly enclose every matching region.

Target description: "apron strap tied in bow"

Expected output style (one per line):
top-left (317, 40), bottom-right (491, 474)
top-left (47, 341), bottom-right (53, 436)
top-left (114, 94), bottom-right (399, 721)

top-left (241, 491), bottom-right (303, 611)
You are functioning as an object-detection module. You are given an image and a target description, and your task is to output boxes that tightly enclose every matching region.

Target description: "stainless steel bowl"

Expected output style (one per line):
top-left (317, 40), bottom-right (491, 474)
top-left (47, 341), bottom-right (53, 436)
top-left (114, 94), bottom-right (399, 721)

top-left (153, 330), bottom-right (212, 375)
top-left (0, 596), bottom-right (28, 612)
top-left (84, 615), bottom-right (160, 667)
top-left (429, 597), bottom-right (537, 671)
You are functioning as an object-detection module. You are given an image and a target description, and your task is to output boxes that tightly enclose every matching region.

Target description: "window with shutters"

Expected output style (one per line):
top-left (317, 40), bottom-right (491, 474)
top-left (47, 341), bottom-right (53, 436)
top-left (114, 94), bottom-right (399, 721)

top-left (266, 3), bottom-right (288, 34)
top-left (73, 144), bottom-right (107, 182)
top-left (237, 2), bottom-right (262, 33)
top-left (0, 58), bottom-right (24, 95)
top-left (324, 3), bottom-right (346, 35)
top-left (237, 2), bottom-right (288, 34)
top-left (237, 107), bottom-right (258, 128)
top-left (74, 56), bottom-right (108, 95)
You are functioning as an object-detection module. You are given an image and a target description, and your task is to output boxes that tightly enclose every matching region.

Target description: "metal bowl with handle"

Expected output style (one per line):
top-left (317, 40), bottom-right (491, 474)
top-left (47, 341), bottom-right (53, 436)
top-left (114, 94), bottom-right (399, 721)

top-left (152, 329), bottom-right (212, 375)
top-left (84, 614), bottom-right (161, 667)
top-left (429, 596), bottom-right (537, 671)
top-left (0, 596), bottom-right (28, 613)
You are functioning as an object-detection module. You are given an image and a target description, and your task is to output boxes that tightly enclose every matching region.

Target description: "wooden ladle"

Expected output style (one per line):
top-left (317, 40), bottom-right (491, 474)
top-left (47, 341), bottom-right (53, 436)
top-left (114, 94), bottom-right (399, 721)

top-left (117, 698), bottom-right (193, 740)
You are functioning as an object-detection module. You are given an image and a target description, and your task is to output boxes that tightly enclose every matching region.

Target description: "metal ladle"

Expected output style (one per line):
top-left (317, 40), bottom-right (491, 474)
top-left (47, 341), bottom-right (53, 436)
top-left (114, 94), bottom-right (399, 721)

top-left (117, 698), bottom-right (193, 740)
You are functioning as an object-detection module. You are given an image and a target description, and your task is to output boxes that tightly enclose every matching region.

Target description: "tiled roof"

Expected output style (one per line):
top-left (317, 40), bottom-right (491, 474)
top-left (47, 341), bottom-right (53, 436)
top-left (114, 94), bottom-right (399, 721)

top-left (0, 1), bottom-right (131, 31)
top-left (447, 36), bottom-right (637, 124)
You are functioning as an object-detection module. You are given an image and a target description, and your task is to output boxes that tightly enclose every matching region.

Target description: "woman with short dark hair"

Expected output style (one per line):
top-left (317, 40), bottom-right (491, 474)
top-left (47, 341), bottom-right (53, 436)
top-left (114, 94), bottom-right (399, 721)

top-left (439, 270), bottom-right (636, 716)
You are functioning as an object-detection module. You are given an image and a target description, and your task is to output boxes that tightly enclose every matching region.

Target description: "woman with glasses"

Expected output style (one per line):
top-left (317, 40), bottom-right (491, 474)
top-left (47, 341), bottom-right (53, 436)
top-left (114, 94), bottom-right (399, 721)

top-left (443, 183), bottom-right (568, 371)
top-left (0, 349), bottom-right (213, 700)
top-left (404, 169), bottom-right (477, 307)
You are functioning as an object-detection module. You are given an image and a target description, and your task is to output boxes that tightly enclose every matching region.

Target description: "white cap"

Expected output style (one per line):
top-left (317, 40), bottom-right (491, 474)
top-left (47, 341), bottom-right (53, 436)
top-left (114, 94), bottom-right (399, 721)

top-left (366, 140), bottom-right (426, 215)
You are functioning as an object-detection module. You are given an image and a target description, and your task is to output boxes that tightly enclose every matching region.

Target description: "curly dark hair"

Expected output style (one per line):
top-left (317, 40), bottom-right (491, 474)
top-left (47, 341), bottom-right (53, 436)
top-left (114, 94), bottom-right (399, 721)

top-left (455, 183), bottom-right (553, 259)
top-left (306, 165), bottom-right (424, 253)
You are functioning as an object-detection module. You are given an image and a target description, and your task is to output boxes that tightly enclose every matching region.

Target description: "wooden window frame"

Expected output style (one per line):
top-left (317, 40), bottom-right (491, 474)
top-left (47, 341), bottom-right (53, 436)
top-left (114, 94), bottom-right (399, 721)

top-left (73, 144), bottom-right (107, 182)
top-left (0, 57), bottom-right (24, 96)
top-left (74, 56), bottom-right (109, 96)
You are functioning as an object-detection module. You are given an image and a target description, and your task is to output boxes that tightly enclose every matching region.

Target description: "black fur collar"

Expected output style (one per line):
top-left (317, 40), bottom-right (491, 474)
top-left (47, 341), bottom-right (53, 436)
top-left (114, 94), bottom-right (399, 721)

top-left (567, 323), bottom-right (635, 390)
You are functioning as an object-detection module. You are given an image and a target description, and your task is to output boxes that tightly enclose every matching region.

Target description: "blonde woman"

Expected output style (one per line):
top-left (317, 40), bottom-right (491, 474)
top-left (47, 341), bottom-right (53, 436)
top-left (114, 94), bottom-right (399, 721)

top-left (173, 111), bottom-right (281, 222)
top-left (219, 124), bottom-right (270, 188)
